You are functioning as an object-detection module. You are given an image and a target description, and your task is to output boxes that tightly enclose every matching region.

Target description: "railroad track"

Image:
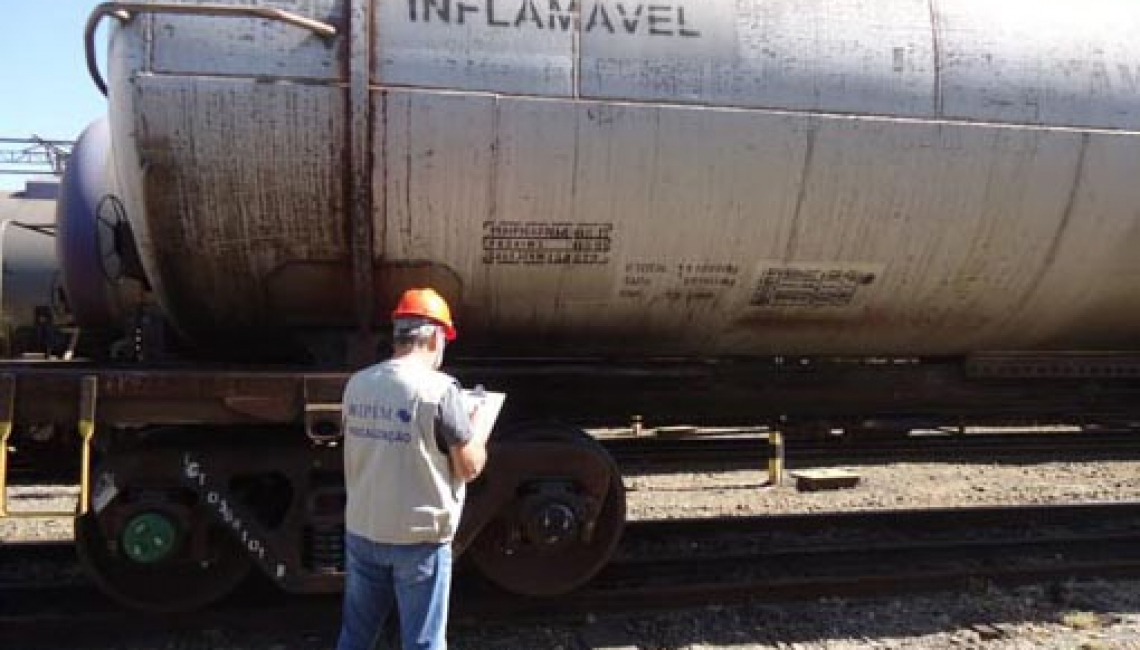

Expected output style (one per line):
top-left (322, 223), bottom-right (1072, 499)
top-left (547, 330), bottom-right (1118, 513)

top-left (4, 502), bottom-right (1140, 647)
top-left (460, 501), bottom-right (1140, 620)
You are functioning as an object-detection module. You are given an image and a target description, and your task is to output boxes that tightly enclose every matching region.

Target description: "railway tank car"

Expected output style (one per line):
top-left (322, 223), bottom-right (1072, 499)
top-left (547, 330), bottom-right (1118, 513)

top-left (4, 0), bottom-right (1140, 612)
top-left (0, 182), bottom-right (67, 358)
top-left (71, 0), bottom-right (1140, 361)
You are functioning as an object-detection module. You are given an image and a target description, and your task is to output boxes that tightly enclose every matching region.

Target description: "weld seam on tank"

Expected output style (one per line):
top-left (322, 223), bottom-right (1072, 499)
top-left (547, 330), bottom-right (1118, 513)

top-left (783, 119), bottom-right (819, 263)
top-left (928, 0), bottom-right (944, 118)
top-left (356, 82), bottom-right (1140, 135)
top-left (1003, 133), bottom-right (1092, 323)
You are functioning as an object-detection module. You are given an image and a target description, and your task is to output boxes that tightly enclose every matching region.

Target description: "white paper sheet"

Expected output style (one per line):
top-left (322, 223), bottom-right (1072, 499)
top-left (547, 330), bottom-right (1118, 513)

top-left (461, 386), bottom-right (506, 439)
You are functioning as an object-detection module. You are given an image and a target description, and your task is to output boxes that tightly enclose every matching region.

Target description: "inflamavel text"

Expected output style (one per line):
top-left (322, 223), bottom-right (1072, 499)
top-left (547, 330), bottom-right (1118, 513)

top-left (408, 0), bottom-right (701, 37)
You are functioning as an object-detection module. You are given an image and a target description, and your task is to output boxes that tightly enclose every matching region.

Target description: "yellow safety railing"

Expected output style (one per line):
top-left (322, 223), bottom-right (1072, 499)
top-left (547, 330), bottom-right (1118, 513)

top-left (767, 430), bottom-right (784, 486)
top-left (0, 375), bottom-right (98, 518)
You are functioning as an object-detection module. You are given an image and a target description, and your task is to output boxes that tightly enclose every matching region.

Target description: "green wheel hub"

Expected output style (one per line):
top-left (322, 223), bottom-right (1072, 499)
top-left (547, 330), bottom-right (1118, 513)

top-left (120, 512), bottom-right (179, 564)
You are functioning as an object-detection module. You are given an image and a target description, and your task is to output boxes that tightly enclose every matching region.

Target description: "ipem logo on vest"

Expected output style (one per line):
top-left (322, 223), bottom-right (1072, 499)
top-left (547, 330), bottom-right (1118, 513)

top-left (345, 400), bottom-right (415, 444)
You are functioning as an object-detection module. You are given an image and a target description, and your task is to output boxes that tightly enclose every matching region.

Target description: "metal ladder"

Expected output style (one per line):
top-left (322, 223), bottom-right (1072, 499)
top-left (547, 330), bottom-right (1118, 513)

top-left (0, 375), bottom-right (97, 518)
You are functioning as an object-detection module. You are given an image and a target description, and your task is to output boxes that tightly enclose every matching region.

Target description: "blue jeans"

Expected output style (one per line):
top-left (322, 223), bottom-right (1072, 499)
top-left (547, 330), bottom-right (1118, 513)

top-left (335, 533), bottom-right (453, 650)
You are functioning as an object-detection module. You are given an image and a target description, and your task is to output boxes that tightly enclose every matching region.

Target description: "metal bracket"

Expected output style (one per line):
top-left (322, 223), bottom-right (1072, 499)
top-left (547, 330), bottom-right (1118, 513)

top-left (303, 377), bottom-right (343, 445)
top-left (85, 1), bottom-right (339, 95)
top-left (178, 451), bottom-right (299, 588)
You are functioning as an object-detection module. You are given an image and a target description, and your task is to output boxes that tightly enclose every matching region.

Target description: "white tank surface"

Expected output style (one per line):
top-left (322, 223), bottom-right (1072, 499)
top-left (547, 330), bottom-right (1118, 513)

top-left (97, 0), bottom-right (1140, 355)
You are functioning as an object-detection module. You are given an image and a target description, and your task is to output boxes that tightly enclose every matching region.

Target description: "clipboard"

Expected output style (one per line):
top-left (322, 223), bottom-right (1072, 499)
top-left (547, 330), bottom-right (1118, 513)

top-left (461, 386), bottom-right (506, 439)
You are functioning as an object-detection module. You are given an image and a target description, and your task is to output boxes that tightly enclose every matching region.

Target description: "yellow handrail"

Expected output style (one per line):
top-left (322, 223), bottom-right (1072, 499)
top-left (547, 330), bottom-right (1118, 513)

top-left (0, 374), bottom-right (14, 517)
top-left (0, 375), bottom-right (99, 519)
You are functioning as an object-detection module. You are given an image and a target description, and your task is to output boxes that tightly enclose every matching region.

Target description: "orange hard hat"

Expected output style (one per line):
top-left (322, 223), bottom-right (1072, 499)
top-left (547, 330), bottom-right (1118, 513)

top-left (392, 288), bottom-right (457, 341)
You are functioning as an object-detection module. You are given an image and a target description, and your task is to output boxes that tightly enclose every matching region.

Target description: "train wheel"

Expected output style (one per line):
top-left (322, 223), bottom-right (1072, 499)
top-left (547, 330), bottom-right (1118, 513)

top-left (466, 423), bottom-right (625, 595)
top-left (75, 508), bottom-right (252, 612)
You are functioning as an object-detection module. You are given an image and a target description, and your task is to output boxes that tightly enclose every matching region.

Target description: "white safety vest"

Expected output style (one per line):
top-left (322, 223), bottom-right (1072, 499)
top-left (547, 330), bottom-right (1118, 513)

top-left (342, 359), bottom-right (466, 544)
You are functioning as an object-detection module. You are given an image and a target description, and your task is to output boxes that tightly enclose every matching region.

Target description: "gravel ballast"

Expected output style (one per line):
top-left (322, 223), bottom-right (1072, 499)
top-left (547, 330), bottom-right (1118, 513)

top-left (3, 456), bottom-right (1140, 649)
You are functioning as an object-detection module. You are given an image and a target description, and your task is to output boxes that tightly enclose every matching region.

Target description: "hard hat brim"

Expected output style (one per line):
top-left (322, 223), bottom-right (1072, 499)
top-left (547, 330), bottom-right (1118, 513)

top-left (393, 309), bottom-right (457, 341)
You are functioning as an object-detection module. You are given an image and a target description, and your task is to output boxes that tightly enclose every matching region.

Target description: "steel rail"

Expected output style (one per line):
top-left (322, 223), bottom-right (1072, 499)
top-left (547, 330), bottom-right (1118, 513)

top-left (621, 501), bottom-right (1140, 538)
top-left (472, 535), bottom-right (1140, 621)
top-left (5, 502), bottom-right (1140, 644)
top-left (464, 502), bottom-right (1140, 620)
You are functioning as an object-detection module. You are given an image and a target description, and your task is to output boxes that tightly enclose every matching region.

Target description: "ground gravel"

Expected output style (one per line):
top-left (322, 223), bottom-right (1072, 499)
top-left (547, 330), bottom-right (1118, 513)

top-left (624, 459), bottom-right (1140, 520)
top-left (454, 579), bottom-right (1140, 650)
top-left (4, 457), bottom-right (1140, 649)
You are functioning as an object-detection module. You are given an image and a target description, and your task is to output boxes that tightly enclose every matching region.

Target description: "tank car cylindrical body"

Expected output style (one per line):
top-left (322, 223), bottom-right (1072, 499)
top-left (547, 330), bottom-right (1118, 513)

top-left (100, 0), bottom-right (1140, 356)
top-left (0, 184), bottom-right (64, 355)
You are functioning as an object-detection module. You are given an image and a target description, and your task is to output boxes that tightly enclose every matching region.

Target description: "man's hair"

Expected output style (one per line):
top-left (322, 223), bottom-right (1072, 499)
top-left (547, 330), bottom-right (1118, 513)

top-left (393, 316), bottom-right (440, 347)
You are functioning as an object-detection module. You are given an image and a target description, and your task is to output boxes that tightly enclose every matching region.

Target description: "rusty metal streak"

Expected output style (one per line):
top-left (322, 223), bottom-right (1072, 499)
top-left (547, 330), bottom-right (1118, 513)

top-left (347, 0), bottom-right (376, 361)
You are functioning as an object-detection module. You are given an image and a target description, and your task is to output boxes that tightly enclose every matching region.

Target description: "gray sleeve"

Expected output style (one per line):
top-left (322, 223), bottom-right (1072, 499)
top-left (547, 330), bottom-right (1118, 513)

top-left (435, 381), bottom-right (473, 450)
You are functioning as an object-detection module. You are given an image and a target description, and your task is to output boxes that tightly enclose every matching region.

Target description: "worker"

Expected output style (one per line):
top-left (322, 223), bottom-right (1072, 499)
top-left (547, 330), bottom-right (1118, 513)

top-left (335, 288), bottom-right (490, 650)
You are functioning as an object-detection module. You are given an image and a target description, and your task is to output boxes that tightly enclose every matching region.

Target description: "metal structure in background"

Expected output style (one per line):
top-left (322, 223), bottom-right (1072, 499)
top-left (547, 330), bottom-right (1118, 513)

top-left (0, 138), bottom-right (73, 177)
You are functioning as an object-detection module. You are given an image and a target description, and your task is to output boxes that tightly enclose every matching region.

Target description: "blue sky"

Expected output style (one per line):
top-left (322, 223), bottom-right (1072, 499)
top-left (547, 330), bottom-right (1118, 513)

top-left (1, 1), bottom-right (108, 190)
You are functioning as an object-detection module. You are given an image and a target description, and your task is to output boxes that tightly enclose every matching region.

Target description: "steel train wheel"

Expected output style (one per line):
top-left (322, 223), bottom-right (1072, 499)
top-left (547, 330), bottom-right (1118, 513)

top-left (466, 423), bottom-right (626, 596)
top-left (75, 510), bottom-right (252, 612)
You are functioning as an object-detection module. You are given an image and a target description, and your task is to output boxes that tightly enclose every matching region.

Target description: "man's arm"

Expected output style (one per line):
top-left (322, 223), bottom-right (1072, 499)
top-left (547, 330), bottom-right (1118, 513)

top-left (436, 383), bottom-right (489, 483)
top-left (450, 426), bottom-right (490, 483)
